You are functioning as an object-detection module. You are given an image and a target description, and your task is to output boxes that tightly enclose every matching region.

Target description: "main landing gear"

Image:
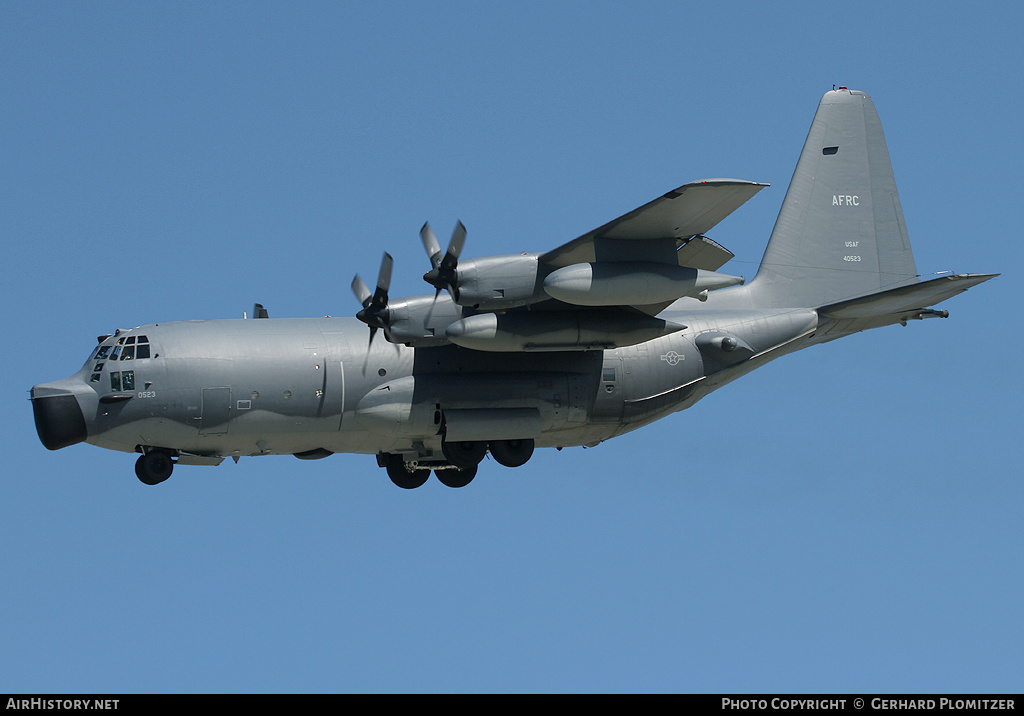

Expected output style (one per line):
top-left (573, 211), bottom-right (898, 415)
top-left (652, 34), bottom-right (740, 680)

top-left (380, 452), bottom-right (478, 489)
top-left (380, 437), bottom-right (535, 489)
top-left (135, 450), bottom-right (174, 485)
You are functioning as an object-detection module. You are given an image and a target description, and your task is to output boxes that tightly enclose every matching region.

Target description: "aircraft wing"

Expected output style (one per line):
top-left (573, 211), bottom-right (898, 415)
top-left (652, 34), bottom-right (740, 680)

top-left (540, 178), bottom-right (768, 270)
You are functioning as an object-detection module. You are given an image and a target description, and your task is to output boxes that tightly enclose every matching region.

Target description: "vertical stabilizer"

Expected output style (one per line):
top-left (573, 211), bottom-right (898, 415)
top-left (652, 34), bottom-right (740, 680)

top-left (749, 89), bottom-right (918, 308)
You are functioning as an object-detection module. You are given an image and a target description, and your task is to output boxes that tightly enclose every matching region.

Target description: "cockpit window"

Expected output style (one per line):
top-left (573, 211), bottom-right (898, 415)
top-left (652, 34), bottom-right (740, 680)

top-left (91, 333), bottom-right (153, 368)
top-left (120, 335), bottom-right (151, 360)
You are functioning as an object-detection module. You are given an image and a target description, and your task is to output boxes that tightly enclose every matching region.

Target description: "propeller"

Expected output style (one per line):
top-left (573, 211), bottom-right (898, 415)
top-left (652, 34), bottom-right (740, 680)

top-left (352, 251), bottom-right (394, 344)
top-left (421, 221), bottom-right (466, 301)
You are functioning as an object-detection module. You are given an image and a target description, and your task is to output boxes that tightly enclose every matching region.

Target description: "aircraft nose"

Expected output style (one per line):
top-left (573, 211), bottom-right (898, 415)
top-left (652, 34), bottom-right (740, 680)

top-left (31, 383), bottom-right (88, 451)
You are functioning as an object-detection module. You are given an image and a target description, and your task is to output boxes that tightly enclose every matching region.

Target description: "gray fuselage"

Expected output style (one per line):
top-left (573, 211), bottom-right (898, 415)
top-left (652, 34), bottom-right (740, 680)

top-left (32, 290), bottom-right (820, 466)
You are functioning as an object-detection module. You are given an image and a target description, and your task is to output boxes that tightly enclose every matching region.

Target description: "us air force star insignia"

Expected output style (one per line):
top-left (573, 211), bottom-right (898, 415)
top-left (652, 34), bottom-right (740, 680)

top-left (660, 351), bottom-right (684, 366)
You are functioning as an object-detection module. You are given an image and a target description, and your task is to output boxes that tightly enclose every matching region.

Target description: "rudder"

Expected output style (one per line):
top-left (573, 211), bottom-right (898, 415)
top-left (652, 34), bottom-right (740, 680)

top-left (749, 89), bottom-right (918, 308)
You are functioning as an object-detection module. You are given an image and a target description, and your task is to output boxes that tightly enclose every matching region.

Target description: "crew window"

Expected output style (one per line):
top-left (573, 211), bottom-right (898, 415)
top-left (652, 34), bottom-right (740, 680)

top-left (121, 335), bottom-right (151, 360)
top-left (109, 370), bottom-right (135, 391)
top-left (95, 346), bottom-right (111, 360)
top-left (90, 373), bottom-right (101, 383)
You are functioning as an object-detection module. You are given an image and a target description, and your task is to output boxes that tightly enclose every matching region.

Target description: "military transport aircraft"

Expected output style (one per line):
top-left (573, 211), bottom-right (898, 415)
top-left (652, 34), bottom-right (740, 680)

top-left (31, 88), bottom-right (995, 488)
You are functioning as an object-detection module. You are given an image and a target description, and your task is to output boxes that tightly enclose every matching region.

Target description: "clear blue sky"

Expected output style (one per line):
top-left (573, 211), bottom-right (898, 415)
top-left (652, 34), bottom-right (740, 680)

top-left (2, 1), bottom-right (1020, 693)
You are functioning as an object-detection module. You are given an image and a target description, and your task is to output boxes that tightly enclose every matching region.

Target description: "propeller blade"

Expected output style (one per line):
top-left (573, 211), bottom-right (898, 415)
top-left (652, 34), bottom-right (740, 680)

top-left (420, 223), bottom-right (442, 269)
top-left (372, 252), bottom-right (393, 306)
top-left (422, 221), bottom-right (466, 302)
top-left (351, 275), bottom-right (372, 308)
top-left (377, 252), bottom-right (393, 292)
top-left (354, 252), bottom-right (394, 332)
top-left (441, 221), bottom-right (466, 270)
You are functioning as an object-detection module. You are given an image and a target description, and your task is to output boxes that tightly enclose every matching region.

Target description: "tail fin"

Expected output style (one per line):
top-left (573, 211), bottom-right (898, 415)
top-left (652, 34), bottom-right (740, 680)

top-left (749, 89), bottom-right (918, 308)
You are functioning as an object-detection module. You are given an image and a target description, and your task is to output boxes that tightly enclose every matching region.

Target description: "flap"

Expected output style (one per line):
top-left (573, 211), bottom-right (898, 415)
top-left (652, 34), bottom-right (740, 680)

top-left (675, 234), bottom-right (735, 272)
top-left (541, 178), bottom-right (766, 268)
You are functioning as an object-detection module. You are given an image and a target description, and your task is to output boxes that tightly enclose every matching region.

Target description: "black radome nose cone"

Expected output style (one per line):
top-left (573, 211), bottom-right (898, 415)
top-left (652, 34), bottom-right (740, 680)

top-left (32, 393), bottom-right (87, 450)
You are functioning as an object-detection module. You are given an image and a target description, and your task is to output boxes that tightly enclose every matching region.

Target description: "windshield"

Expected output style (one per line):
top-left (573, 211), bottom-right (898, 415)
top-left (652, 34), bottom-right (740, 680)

top-left (87, 333), bottom-right (154, 386)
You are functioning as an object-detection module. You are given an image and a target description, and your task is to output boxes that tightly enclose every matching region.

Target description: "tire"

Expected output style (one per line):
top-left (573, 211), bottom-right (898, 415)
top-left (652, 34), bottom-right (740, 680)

top-left (441, 439), bottom-right (487, 468)
top-left (135, 451), bottom-right (174, 485)
top-left (383, 454), bottom-right (429, 489)
top-left (489, 438), bottom-right (535, 468)
top-left (435, 465), bottom-right (477, 488)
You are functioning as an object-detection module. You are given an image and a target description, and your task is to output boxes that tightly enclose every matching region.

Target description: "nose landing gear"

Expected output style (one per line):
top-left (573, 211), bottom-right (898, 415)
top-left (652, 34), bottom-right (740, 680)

top-left (135, 450), bottom-right (174, 485)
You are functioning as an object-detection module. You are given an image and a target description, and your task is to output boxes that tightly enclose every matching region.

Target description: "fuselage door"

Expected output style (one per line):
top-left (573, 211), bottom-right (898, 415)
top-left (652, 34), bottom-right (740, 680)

top-left (590, 352), bottom-right (624, 423)
top-left (199, 387), bottom-right (231, 435)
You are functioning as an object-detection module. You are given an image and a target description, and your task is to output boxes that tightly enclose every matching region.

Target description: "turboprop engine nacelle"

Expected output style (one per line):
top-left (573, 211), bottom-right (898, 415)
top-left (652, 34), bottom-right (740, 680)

top-left (385, 293), bottom-right (466, 347)
top-left (542, 262), bottom-right (744, 306)
top-left (445, 310), bottom-right (685, 352)
top-left (452, 253), bottom-right (544, 310)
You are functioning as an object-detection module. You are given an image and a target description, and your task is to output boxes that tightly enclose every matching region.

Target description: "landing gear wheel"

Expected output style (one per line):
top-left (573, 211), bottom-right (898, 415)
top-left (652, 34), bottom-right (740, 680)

top-left (383, 454), bottom-right (429, 489)
top-left (135, 451), bottom-right (174, 485)
top-left (435, 465), bottom-right (477, 488)
top-left (441, 439), bottom-right (487, 468)
top-left (489, 438), bottom-right (535, 468)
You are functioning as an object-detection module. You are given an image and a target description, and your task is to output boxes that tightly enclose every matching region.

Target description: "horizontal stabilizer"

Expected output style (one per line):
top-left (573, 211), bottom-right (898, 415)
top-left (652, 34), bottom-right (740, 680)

top-left (818, 273), bottom-right (998, 319)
